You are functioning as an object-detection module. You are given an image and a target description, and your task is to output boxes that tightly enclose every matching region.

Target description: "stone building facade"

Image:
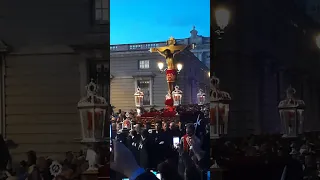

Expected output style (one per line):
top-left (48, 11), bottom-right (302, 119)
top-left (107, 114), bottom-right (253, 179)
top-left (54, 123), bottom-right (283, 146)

top-left (110, 38), bottom-right (210, 112)
top-left (0, 0), bottom-right (109, 162)
top-left (213, 0), bottom-right (320, 136)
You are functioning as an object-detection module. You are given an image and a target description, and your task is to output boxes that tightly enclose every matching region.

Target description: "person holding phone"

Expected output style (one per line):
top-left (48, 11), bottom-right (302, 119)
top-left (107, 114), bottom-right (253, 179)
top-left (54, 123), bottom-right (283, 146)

top-left (111, 139), bottom-right (158, 180)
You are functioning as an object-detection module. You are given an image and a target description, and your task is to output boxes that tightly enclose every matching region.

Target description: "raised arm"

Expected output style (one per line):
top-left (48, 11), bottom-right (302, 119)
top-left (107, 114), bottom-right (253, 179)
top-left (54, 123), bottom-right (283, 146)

top-left (173, 44), bottom-right (194, 57)
top-left (155, 48), bottom-right (166, 58)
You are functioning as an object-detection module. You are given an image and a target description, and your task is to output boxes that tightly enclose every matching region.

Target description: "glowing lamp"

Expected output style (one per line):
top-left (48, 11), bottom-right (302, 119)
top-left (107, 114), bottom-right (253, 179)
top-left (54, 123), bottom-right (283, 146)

top-left (172, 86), bottom-right (183, 106)
top-left (77, 79), bottom-right (108, 142)
top-left (197, 89), bottom-right (206, 105)
top-left (278, 86), bottom-right (305, 138)
top-left (134, 87), bottom-right (144, 107)
top-left (215, 8), bottom-right (230, 30)
top-left (158, 62), bottom-right (164, 71)
top-left (137, 108), bottom-right (141, 116)
top-left (176, 63), bottom-right (183, 72)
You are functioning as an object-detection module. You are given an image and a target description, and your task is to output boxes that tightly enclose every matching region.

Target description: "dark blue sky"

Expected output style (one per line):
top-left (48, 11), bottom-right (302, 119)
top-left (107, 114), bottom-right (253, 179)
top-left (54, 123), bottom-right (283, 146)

top-left (110, 0), bottom-right (210, 45)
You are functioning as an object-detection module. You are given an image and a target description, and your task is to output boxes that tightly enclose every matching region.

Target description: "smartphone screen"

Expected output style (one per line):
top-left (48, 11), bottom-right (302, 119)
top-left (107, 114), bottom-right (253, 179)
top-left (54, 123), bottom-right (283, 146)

top-left (150, 170), bottom-right (161, 179)
top-left (207, 171), bottom-right (210, 180)
top-left (173, 136), bottom-right (180, 148)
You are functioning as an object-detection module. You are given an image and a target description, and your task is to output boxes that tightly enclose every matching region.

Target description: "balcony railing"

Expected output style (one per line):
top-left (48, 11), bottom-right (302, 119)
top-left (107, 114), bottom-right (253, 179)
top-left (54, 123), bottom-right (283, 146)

top-left (110, 37), bottom-right (210, 52)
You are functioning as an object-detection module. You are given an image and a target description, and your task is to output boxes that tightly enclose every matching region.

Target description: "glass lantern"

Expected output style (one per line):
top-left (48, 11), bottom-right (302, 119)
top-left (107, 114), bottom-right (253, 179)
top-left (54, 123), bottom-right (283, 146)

top-left (278, 86), bottom-right (305, 138)
top-left (134, 88), bottom-right (144, 107)
top-left (210, 75), bottom-right (231, 139)
top-left (77, 79), bottom-right (108, 142)
top-left (122, 112), bottom-right (132, 129)
top-left (172, 85), bottom-right (183, 106)
top-left (197, 89), bottom-right (206, 105)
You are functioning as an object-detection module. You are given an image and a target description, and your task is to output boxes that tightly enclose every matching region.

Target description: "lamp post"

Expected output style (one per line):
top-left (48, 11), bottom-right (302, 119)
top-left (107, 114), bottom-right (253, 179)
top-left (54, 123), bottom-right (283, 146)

top-left (134, 87), bottom-right (144, 116)
top-left (210, 74), bottom-right (231, 139)
top-left (172, 85), bottom-right (183, 106)
top-left (197, 89), bottom-right (206, 105)
top-left (77, 79), bottom-right (108, 172)
top-left (157, 62), bottom-right (183, 74)
top-left (278, 86), bottom-right (305, 138)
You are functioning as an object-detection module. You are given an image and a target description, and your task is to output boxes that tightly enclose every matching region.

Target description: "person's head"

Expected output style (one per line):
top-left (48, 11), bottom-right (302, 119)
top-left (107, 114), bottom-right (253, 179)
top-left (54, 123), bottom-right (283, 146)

top-left (145, 122), bottom-right (151, 130)
top-left (37, 156), bottom-right (47, 169)
top-left (163, 122), bottom-right (169, 131)
top-left (163, 49), bottom-right (173, 58)
top-left (155, 121), bottom-right (162, 131)
top-left (66, 151), bottom-right (73, 162)
top-left (116, 123), bottom-right (122, 131)
top-left (157, 161), bottom-right (178, 180)
top-left (185, 124), bottom-right (195, 137)
top-left (111, 123), bottom-right (117, 131)
top-left (141, 129), bottom-right (149, 140)
top-left (27, 150), bottom-right (37, 166)
top-left (135, 124), bottom-right (141, 134)
top-left (169, 122), bottom-right (176, 130)
top-left (130, 130), bottom-right (137, 137)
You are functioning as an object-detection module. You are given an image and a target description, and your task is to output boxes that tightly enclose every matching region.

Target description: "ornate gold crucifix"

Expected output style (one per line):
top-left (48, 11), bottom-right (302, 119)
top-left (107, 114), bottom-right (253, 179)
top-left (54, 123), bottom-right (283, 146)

top-left (149, 37), bottom-right (194, 95)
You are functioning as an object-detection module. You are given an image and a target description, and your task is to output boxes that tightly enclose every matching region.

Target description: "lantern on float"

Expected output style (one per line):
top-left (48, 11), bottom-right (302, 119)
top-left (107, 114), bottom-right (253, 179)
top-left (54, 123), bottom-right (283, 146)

top-left (77, 79), bottom-right (108, 142)
top-left (278, 86), bottom-right (305, 138)
top-left (197, 89), bottom-right (206, 105)
top-left (210, 75), bottom-right (231, 139)
top-left (134, 88), bottom-right (144, 107)
top-left (172, 86), bottom-right (183, 106)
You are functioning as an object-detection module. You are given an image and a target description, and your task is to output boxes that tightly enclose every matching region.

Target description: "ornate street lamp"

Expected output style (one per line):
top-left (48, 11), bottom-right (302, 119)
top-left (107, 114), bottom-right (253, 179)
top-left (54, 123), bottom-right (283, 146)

top-left (134, 87), bottom-right (144, 116)
top-left (214, 7), bottom-right (230, 38)
top-left (78, 79), bottom-right (108, 142)
top-left (278, 86), bottom-right (305, 138)
top-left (197, 89), bottom-right (206, 105)
top-left (172, 85), bottom-right (183, 106)
top-left (210, 74), bottom-right (231, 139)
top-left (77, 79), bottom-right (108, 172)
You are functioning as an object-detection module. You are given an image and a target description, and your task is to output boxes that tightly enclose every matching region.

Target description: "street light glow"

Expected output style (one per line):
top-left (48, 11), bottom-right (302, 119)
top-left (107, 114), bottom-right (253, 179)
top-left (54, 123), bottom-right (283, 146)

top-left (177, 63), bottom-right (183, 71)
top-left (215, 8), bottom-right (230, 30)
top-left (316, 34), bottom-right (320, 49)
top-left (158, 62), bottom-right (164, 70)
top-left (208, 72), bottom-right (210, 77)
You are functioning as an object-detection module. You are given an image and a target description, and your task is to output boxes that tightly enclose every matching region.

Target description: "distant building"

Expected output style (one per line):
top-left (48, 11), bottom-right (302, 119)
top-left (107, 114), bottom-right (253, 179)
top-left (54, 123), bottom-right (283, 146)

top-left (111, 27), bottom-right (210, 68)
top-left (110, 36), bottom-right (210, 112)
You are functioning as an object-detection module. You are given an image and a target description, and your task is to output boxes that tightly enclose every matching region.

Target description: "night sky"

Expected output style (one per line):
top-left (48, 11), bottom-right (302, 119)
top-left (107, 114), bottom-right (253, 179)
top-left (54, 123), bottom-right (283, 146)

top-left (110, 0), bottom-right (210, 44)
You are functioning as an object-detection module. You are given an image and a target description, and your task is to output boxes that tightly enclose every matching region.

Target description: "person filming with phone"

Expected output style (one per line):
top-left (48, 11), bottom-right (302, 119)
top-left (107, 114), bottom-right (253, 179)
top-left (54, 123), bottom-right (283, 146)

top-left (178, 123), bottom-right (209, 179)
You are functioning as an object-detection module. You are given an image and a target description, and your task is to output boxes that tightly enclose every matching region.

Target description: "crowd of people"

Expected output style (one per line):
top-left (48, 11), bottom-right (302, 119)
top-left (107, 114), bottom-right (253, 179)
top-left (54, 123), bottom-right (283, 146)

top-left (110, 115), bottom-right (211, 180)
top-left (212, 132), bottom-right (320, 180)
top-left (0, 134), bottom-right (110, 180)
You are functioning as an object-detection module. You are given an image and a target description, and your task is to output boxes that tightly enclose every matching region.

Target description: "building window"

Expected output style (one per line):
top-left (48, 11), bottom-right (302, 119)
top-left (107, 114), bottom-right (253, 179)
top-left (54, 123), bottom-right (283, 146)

top-left (137, 80), bottom-right (151, 105)
top-left (139, 60), bottom-right (150, 69)
top-left (88, 61), bottom-right (109, 102)
top-left (95, 0), bottom-right (108, 24)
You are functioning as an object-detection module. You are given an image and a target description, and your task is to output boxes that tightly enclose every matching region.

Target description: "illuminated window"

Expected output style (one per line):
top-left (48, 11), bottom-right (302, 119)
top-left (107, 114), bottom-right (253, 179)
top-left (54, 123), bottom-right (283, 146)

top-left (138, 60), bottom-right (150, 69)
top-left (95, 0), bottom-right (108, 24)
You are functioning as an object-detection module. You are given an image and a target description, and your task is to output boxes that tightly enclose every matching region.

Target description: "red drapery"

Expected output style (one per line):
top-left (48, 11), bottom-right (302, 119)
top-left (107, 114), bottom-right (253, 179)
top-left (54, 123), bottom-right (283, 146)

top-left (87, 111), bottom-right (102, 130)
top-left (166, 69), bottom-right (177, 82)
